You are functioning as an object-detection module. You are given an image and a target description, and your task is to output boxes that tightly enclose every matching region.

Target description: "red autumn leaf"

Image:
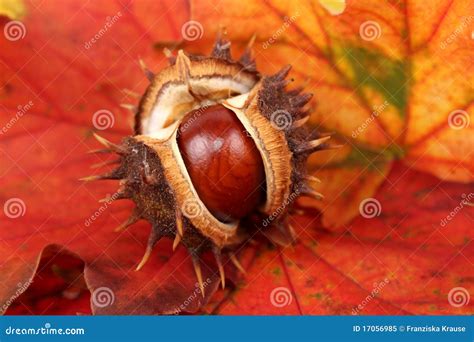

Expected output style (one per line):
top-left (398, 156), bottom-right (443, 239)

top-left (6, 246), bottom-right (91, 315)
top-left (202, 163), bottom-right (474, 314)
top-left (0, 0), bottom-right (217, 315)
top-left (1, 0), bottom-right (472, 315)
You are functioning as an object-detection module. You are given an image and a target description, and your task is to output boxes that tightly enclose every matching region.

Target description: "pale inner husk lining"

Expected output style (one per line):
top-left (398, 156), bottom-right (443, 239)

top-left (143, 77), bottom-right (253, 139)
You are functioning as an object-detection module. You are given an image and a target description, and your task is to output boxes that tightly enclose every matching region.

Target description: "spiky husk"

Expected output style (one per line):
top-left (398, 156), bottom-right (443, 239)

top-left (86, 36), bottom-right (329, 291)
top-left (109, 137), bottom-right (213, 253)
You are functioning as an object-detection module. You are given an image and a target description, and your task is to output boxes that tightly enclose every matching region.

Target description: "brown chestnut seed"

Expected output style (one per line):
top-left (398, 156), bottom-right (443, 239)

top-left (84, 37), bottom-right (331, 293)
top-left (177, 104), bottom-right (266, 222)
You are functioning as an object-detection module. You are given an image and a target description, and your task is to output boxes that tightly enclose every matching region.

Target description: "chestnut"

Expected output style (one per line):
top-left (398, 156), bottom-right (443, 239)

top-left (177, 104), bottom-right (266, 222)
top-left (84, 36), bottom-right (330, 293)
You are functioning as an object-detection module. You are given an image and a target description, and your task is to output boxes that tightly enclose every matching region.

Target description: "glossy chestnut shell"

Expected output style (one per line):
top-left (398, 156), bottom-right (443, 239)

top-left (177, 104), bottom-right (266, 222)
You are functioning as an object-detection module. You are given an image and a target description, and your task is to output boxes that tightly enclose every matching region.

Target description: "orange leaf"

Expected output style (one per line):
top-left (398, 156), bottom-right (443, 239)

top-left (0, 0), bottom-right (208, 315)
top-left (5, 246), bottom-right (91, 315)
top-left (190, 0), bottom-right (473, 227)
top-left (1, 0), bottom-right (472, 316)
top-left (203, 163), bottom-right (474, 315)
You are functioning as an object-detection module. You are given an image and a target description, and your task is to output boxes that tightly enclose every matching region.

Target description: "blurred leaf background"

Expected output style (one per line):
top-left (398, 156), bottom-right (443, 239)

top-left (0, 0), bottom-right (472, 315)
